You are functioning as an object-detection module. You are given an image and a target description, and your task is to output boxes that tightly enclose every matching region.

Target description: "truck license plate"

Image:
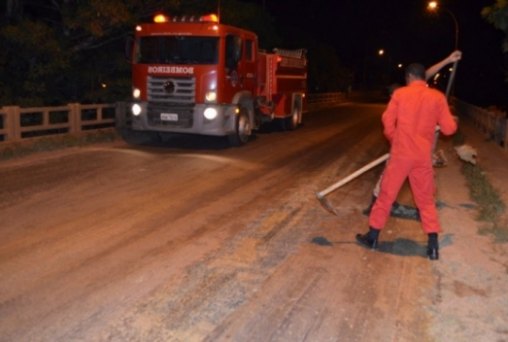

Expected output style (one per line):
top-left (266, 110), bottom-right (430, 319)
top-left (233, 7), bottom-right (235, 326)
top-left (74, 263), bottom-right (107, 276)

top-left (160, 113), bottom-right (178, 121)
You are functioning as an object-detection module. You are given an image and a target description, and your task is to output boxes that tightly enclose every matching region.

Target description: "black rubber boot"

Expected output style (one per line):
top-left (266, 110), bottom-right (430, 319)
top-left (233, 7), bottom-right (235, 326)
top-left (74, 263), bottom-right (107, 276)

top-left (427, 233), bottom-right (439, 260)
top-left (355, 227), bottom-right (380, 249)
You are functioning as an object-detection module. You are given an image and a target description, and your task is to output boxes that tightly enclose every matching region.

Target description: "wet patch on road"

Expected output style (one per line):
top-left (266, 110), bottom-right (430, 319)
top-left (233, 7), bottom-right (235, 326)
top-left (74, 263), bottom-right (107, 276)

top-left (310, 236), bottom-right (333, 246)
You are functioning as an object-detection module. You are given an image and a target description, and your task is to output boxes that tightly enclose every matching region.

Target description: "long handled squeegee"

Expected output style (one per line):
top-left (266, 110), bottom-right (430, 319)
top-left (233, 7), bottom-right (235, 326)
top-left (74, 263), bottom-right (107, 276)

top-left (445, 60), bottom-right (459, 100)
top-left (316, 153), bottom-right (389, 215)
top-left (434, 60), bottom-right (460, 155)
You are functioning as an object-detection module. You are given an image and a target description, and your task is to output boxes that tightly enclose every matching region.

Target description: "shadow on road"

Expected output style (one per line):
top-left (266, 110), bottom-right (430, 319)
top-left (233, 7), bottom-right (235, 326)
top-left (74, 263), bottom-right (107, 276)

top-left (118, 121), bottom-right (303, 151)
top-left (311, 234), bottom-right (454, 259)
top-left (119, 129), bottom-right (257, 151)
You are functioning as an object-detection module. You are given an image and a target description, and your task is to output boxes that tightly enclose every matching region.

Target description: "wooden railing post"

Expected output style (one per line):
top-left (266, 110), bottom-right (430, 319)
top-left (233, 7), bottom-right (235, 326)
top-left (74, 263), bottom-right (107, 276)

top-left (4, 106), bottom-right (21, 141)
top-left (68, 103), bottom-right (81, 133)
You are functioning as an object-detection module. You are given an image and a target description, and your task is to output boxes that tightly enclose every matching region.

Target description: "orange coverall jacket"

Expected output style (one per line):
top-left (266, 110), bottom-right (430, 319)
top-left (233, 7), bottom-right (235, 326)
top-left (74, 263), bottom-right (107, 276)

top-left (369, 80), bottom-right (457, 233)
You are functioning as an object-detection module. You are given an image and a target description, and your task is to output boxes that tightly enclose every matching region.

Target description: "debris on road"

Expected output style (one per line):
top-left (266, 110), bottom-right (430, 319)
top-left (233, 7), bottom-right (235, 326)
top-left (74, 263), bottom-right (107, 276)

top-left (455, 144), bottom-right (478, 164)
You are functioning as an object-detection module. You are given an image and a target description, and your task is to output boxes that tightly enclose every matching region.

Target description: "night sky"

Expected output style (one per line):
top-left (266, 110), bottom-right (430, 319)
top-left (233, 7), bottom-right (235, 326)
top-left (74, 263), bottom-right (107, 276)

top-left (262, 0), bottom-right (507, 107)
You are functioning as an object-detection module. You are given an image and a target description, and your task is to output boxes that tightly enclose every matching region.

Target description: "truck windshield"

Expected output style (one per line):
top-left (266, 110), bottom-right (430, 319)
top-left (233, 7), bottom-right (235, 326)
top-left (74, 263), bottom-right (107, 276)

top-left (135, 36), bottom-right (218, 65)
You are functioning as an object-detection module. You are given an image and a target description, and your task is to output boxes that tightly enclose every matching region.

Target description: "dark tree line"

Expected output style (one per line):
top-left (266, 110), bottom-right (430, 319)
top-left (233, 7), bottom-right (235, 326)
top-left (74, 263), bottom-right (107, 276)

top-left (0, 0), bottom-right (351, 106)
top-left (482, 1), bottom-right (508, 82)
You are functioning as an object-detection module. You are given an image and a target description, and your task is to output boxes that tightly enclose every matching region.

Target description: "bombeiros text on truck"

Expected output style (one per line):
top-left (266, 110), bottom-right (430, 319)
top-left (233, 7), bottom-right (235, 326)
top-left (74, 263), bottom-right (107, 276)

top-left (129, 12), bottom-right (307, 146)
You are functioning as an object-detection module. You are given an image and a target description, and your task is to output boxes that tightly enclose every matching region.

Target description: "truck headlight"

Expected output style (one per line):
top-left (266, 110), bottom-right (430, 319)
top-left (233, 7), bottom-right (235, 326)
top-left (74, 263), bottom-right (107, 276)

top-left (205, 90), bottom-right (217, 102)
top-left (133, 88), bottom-right (141, 99)
top-left (203, 107), bottom-right (218, 120)
top-left (131, 103), bottom-right (142, 116)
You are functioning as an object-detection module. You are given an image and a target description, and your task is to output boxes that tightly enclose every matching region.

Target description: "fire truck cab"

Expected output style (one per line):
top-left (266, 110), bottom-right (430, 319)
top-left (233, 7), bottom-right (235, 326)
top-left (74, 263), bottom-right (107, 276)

top-left (129, 13), bottom-right (307, 146)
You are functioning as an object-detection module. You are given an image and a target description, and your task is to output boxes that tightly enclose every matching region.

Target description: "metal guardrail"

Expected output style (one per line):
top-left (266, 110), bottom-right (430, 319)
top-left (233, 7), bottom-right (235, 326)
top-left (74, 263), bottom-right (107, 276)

top-left (306, 92), bottom-right (348, 110)
top-left (453, 98), bottom-right (508, 148)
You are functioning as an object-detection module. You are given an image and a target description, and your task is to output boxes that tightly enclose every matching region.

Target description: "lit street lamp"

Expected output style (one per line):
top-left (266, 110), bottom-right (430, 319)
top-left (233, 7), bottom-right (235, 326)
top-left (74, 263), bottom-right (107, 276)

top-left (428, 1), bottom-right (460, 98)
top-left (427, 1), bottom-right (459, 50)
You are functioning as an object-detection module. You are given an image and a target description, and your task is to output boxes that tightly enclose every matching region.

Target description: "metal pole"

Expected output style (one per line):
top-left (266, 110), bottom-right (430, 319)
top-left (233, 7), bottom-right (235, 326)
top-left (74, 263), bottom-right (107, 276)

top-left (443, 8), bottom-right (459, 50)
top-left (445, 61), bottom-right (459, 99)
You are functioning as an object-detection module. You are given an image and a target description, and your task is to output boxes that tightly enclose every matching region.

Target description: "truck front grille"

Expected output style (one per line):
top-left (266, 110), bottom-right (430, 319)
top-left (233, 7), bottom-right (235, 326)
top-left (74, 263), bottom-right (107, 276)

top-left (146, 76), bottom-right (195, 128)
top-left (147, 76), bottom-right (195, 105)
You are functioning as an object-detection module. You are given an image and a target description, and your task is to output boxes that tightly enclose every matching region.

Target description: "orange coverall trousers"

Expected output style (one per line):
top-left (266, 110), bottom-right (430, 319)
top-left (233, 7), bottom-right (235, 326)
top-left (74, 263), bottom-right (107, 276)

top-left (369, 157), bottom-right (439, 233)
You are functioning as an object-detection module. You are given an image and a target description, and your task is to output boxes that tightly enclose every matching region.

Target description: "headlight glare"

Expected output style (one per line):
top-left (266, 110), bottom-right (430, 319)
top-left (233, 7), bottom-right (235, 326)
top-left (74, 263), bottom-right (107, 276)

top-left (204, 107), bottom-right (218, 120)
top-left (131, 103), bottom-right (142, 116)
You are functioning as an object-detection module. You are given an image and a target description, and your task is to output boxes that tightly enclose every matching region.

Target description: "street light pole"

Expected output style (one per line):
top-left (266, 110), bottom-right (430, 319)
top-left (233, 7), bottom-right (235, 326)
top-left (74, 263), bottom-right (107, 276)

top-left (427, 1), bottom-right (459, 50)
top-left (444, 8), bottom-right (459, 50)
top-left (427, 1), bottom-right (460, 97)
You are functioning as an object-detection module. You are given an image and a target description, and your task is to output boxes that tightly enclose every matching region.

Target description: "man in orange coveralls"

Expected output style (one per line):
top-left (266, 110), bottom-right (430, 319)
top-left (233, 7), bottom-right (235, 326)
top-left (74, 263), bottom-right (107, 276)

top-left (356, 63), bottom-right (457, 260)
top-left (363, 50), bottom-right (462, 221)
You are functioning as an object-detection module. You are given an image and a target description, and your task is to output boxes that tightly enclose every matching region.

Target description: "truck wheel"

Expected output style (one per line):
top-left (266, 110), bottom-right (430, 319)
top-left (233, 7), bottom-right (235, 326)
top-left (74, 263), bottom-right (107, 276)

top-left (228, 109), bottom-right (251, 146)
top-left (290, 106), bottom-right (300, 129)
top-left (283, 104), bottom-right (301, 131)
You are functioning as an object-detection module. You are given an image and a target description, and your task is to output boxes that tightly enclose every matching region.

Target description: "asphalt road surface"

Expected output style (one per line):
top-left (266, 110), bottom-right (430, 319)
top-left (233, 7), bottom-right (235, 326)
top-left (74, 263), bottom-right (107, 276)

top-left (1, 104), bottom-right (447, 341)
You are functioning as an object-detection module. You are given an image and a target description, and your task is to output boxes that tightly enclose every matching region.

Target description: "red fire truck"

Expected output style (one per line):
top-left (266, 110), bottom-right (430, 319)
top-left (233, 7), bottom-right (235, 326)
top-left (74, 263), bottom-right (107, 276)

top-left (129, 13), bottom-right (307, 146)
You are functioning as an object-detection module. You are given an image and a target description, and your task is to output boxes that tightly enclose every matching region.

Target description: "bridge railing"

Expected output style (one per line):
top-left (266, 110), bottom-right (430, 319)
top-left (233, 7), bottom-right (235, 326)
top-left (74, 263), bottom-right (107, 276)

top-left (306, 92), bottom-right (348, 110)
top-left (0, 103), bottom-right (116, 142)
top-left (453, 98), bottom-right (507, 149)
top-left (2, 95), bottom-right (504, 148)
top-left (0, 94), bottom-right (350, 143)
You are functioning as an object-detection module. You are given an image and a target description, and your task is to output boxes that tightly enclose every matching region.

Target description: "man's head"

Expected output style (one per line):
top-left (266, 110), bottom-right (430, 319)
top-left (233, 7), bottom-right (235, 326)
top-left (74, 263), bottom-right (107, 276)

top-left (405, 63), bottom-right (426, 83)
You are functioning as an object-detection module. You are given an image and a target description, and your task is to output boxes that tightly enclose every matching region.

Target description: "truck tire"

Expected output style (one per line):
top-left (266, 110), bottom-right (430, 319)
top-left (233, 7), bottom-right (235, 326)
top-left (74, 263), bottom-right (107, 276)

top-left (228, 108), bottom-right (251, 146)
top-left (281, 101), bottom-right (302, 131)
top-left (287, 105), bottom-right (300, 130)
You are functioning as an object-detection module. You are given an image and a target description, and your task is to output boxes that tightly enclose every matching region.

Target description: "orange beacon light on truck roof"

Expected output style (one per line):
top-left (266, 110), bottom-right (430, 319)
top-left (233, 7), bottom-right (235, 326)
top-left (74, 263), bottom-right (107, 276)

top-left (152, 13), bottom-right (218, 24)
top-left (200, 14), bottom-right (219, 23)
top-left (153, 14), bottom-right (170, 23)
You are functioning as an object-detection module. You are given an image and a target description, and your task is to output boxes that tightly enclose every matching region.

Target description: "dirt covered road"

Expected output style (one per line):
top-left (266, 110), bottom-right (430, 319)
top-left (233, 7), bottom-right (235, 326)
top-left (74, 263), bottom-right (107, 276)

top-left (1, 104), bottom-right (507, 341)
